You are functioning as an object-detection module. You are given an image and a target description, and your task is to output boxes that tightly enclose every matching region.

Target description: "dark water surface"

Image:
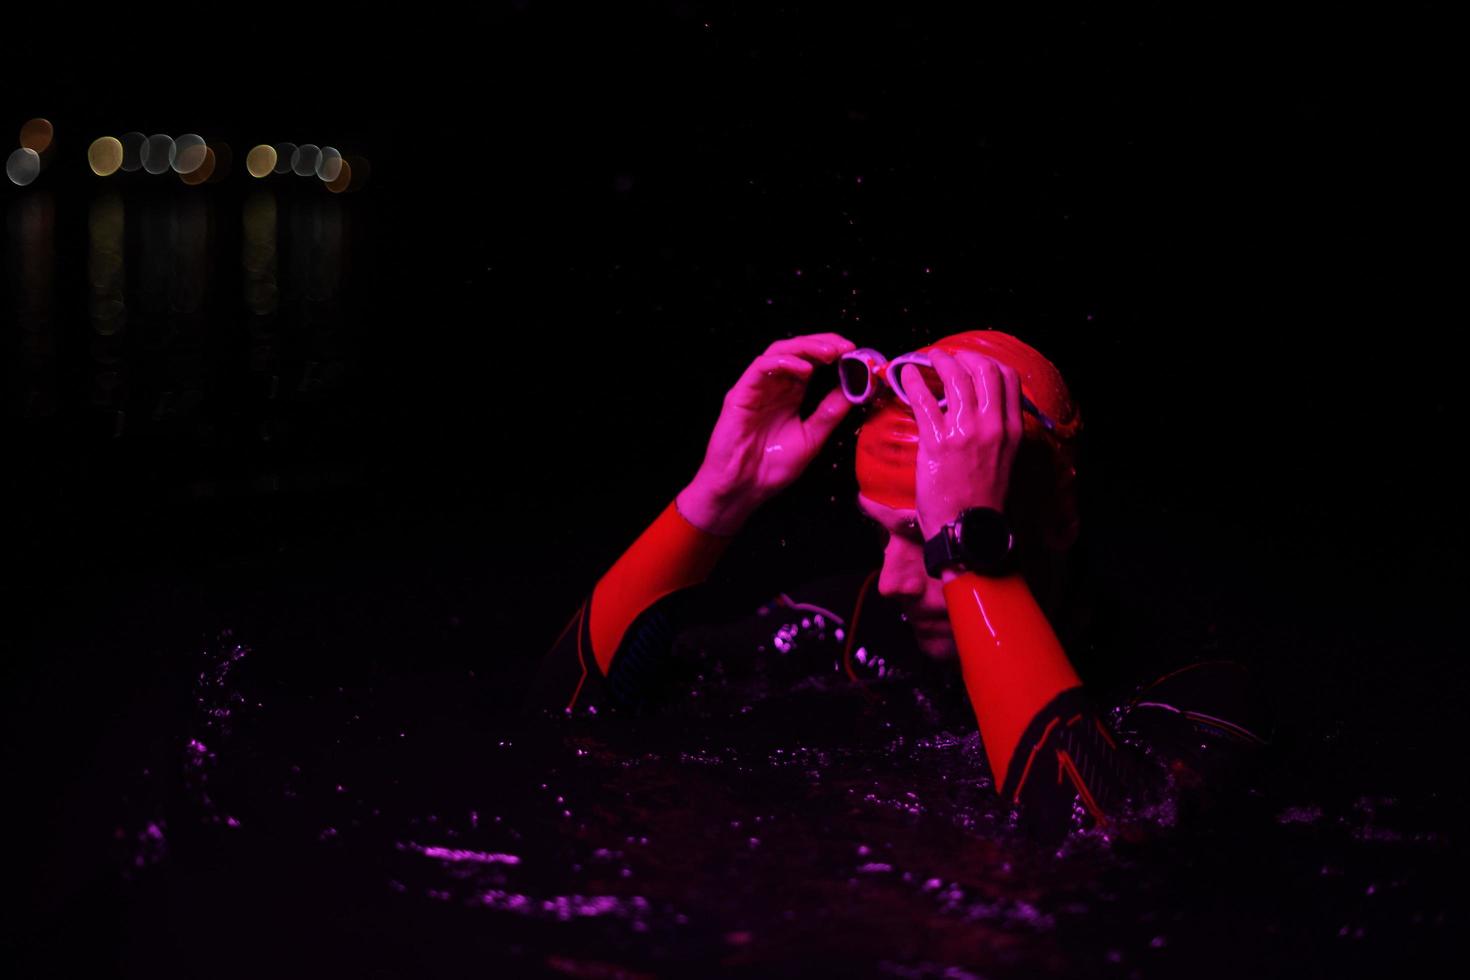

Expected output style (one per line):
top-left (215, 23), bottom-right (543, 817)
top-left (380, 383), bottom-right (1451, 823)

top-left (5, 6), bottom-right (1463, 977)
top-left (13, 507), bottom-right (1463, 977)
top-left (66, 608), bottom-right (1459, 979)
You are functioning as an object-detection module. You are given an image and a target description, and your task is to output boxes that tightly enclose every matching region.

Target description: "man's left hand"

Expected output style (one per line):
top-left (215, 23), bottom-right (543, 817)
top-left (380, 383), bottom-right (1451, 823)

top-left (901, 349), bottom-right (1024, 539)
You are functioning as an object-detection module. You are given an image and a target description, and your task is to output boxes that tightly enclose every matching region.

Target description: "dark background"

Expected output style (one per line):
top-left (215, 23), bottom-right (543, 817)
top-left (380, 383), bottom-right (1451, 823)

top-left (3, 2), bottom-right (1461, 970)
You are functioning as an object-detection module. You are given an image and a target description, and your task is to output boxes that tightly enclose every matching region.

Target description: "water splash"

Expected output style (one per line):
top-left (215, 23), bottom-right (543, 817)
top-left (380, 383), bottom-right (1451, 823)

top-left (183, 630), bottom-right (254, 828)
top-left (105, 628), bottom-right (1456, 976)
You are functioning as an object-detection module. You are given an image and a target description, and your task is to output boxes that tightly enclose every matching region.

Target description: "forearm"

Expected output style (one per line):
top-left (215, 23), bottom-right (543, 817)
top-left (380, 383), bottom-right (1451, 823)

top-left (942, 571), bottom-right (1083, 791)
top-left (944, 570), bottom-right (1179, 839)
top-left (588, 494), bottom-right (734, 675)
top-left (674, 471), bottom-right (763, 538)
top-left (526, 488), bottom-right (738, 714)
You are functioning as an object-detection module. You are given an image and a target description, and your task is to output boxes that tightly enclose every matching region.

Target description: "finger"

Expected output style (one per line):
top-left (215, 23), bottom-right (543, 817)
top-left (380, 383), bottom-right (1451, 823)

top-left (727, 354), bottom-right (813, 410)
top-left (736, 354), bottom-right (814, 393)
top-left (927, 350), bottom-right (976, 429)
top-left (1000, 362), bottom-right (1024, 446)
top-left (799, 385), bottom-right (853, 448)
top-left (764, 333), bottom-right (858, 364)
top-left (902, 363), bottom-right (945, 445)
top-left (748, 353), bottom-right (814, 384)
top-left (954, 352), bottom-right (1006, 436)
top-left (778, 331), bottom-right (856, 351)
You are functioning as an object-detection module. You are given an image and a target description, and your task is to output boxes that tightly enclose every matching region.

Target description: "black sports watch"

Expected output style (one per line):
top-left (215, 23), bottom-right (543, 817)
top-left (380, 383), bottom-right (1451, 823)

top-left (922, 507), bottom-right (1016, 578)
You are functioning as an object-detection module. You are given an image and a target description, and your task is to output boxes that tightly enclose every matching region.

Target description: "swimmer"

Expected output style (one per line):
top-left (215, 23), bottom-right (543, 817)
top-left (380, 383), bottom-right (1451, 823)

top-left (528, 330), bottom-right (1270, 838)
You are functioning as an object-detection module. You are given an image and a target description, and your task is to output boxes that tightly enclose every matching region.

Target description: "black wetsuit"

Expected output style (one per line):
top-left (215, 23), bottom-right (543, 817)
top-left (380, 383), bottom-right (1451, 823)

top-left (528, 563), bottom-right (1272, 841)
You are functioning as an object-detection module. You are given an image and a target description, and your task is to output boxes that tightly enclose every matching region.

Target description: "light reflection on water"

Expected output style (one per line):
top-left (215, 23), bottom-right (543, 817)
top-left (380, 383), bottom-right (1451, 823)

top-left (8, 191), bottom-right (56, 420)
top-left (10, 183), bottom-right (353, 477)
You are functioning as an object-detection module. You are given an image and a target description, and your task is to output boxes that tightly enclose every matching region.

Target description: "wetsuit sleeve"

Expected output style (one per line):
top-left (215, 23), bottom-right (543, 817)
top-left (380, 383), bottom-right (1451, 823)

top-left (943, 572), bottom-right (1269, 839)
top-left (525, 499), bottom-right (733, 715)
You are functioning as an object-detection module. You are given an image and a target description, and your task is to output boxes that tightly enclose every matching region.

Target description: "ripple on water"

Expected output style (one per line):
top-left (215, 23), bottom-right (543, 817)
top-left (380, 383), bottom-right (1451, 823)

top-left (111, 628), bottom-right (1459, 976)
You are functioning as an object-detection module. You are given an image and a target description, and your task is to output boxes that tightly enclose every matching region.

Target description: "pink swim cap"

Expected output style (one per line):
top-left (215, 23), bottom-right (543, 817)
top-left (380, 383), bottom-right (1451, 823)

top-left (854, 329), bottom-right (1082, 551)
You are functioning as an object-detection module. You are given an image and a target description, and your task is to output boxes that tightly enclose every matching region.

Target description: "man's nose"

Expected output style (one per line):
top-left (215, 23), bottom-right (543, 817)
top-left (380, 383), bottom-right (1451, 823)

top-left (877, 540), bottom-right (927, 600)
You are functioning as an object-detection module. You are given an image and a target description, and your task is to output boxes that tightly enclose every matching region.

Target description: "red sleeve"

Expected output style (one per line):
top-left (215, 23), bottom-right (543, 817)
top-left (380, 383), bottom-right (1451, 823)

top-left (945, 572), bottom-right (1270, 838)
top-left (942, 571), bottom-right (1084, 791)
top-left (526, 499), bottom-right (731, 714)
top-left (943, 570), bottom-right (1141, 836)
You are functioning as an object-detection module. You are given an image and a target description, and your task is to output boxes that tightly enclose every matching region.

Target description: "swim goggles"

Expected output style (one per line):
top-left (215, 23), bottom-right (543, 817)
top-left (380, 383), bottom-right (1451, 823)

top-left (838, 347), bottom-right (1058, 433)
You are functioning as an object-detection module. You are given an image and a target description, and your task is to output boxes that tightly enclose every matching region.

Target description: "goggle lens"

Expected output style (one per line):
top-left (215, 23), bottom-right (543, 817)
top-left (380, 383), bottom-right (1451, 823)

top-left (840, 345), bottom-right (1057, 432)
top-left (839, 355), bottom-right (876, 403)
top-left (887, 354), bottom-right (946, 409)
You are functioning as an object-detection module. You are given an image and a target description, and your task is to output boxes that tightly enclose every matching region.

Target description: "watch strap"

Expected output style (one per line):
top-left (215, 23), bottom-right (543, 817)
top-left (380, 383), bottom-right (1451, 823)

top-left (923, 524), bottom-right (961, 578)
top-left (923, 507), bottom-right (1016, 578)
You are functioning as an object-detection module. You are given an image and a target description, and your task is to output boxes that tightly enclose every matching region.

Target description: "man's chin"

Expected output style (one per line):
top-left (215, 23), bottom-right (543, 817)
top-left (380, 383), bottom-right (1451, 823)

top-left (914, 630), bottom-right (958, 662)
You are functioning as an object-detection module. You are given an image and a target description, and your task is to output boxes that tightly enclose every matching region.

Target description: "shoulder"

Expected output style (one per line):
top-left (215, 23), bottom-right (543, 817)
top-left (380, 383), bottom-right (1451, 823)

top-left (770, 568), bottom-right (882, 618)
top-left (675, 568), bottom-right (884, 650)
top-left (1118, 660), bottom-right (1274, 744)
top-left (1112, 659), bottom-right (1274, 791)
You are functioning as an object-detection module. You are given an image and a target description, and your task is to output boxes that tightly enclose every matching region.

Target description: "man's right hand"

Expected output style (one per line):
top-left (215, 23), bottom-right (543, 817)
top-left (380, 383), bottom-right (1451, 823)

top-left (676, 333), bottom-right (856, 536)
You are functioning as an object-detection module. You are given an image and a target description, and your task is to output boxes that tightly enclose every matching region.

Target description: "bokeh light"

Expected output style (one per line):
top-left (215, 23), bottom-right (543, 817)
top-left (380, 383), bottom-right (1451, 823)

top-left (291, 143), bottom-right (321, 177)
top-left (324, 158), bottom-right (352, 194)
top-left (120, 132), bottom-right (147, 172)
top-left (180, 147), bottom-right (216, 186)
top-left (316, 146), bottom-right (343, 182)
top-left (7, 148), bottom-right (41, 186)
top-left (143, 134), bottom-right (175, 175)
top-left (172, 133), bottom-right (207, 175)
top-left (272, 143), bottom-right (296, 175)
top-left (246, 144), bottom-right (277, 178)
top-left (88, 137), bottom-right (124, 176)
top-left (19, 118), bottom-right (54, 154)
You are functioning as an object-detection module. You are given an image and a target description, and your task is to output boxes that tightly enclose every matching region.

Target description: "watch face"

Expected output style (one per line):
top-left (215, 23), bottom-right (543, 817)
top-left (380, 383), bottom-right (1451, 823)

top-left (958, 508), bottom-right (1014, 567)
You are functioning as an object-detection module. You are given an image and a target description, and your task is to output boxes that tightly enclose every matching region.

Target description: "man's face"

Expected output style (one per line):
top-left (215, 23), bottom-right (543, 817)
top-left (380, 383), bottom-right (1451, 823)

top-left (856, 494), bottom-right (957, 662)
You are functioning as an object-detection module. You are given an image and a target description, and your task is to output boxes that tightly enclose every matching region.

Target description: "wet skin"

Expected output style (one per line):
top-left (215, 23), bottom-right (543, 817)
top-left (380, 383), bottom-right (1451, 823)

top-left (857, 492), bottom-right (960, 663)
top-left (675, 332), bottom-right (1026, 665)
